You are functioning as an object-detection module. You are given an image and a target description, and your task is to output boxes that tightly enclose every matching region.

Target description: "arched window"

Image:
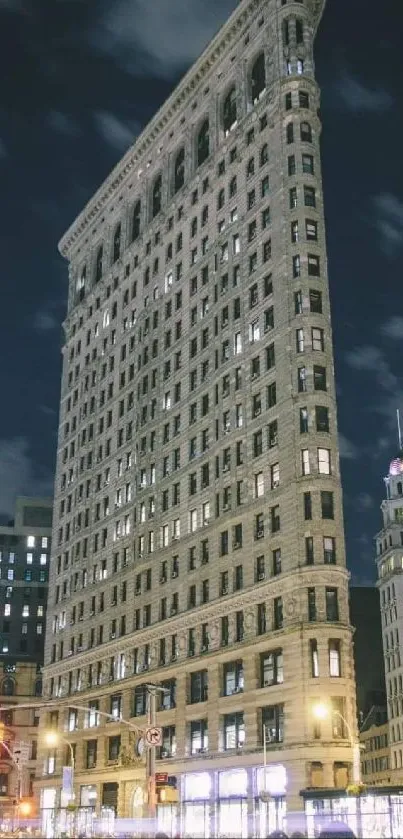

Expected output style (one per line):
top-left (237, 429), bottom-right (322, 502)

top-left (223, 86), bottom-right (237, 135)
top-left (95, 245), bottom-right (103, 283)
top-left (251, 53), bottom-right (266, 104)
top-left (197, 119), bottom-right (210, 168)
top-left (2, 678), bottom-right (14, 696)
top-left (113, 223), bottom-right (121, 263)
top-left (296, 18), bottom-right (304, 44)
top-left (174, 147), bottom-right (185, 193)
top-left (283, 20), bottom-right (290, 47)
top-left (300, 121), bottom-right (312, 142)
top-left (152, 174), bottom-right (162, 218)
top-left (260, 143), bottom-right (269, 166)
top-left (131, 200), bottom-right (141, 242)
top-left (286, 123), bottom-right (294, 144)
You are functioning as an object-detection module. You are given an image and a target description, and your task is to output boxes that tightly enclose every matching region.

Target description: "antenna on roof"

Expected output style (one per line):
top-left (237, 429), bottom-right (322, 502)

top-left (397, 409), bottom-right (402, 449)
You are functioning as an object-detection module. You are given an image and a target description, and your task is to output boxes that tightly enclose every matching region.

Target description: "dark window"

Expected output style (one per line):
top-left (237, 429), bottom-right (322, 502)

top-left (299, 91), bottom-right (309, 108)
top-left (302, 154), bottom-right (314, 174)
top-left (273, 596), bottom-right (283, 629)
top-left (316, 405), bottom-right (329, 432)
top-left (326, 587), bottom-right (339, 621)
top-left (152, 174), bottom-right (162, 218)
top-left (304, 186), bottom-right (316, 207)
top-left (296, 18), bottom-right (304, 43)
top-left (223, 86), bottom-right (237, 134)
top-left (131, 201), bottom-right (141, 241)
top-left (251, 53), bottom-right (266, 104)
top-left (324, 536), bottom-right (336, 565)
top-left (309, 289), bottom-right (322, 313)
top-left (95, 245), bottom-right (103, 283)
top-left (305, 536), bottom-right (314, 565)
top-left (190, 670), bottom-right (208, 703)
top-left (197, 120), bottom-right (210, 167)
top-left (113, 223), bottom-right (121, 263)
top-left (262, 705), bottom-right (284, 744)
top-left (286, 122), bottom-right (294, 144)
top-left (223, 660), bottom-right (244, 696)
top-left (261, 650), bottom-right (283, 686)
top-left (108, 735), bottom-right (121, 761)
top-left (190, 719), bottom-right (208, 754)
top-left (223, 712), bottom-right (245, 749)
top-left (313, 365), bottom-right (327, 391)
top-left (321, 491), bottom-right (334, 519)
top-left (304, 492), bottom-right (312, 520)
top-left (308, 588), bottom-right (316, 621)
top-left (86, 739), bottom-right (97, 769)
top-left (301, 121), bottom-right (312, 142)
top-left (174, 147), bottom-right (185, 193)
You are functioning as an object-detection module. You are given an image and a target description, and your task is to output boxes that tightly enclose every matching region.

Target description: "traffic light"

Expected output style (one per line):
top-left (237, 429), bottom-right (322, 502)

top-left (156, 775), bottom-right (179, 804)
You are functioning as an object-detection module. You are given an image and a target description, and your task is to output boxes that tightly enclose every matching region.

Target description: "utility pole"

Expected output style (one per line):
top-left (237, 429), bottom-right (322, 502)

top-left (145, 683), bottom-right (169, 830)
top-left (147, 686), bottom-right (157, 822)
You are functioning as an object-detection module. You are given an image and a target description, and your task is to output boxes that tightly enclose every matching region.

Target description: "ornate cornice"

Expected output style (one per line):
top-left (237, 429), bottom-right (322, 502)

top-left (58, 0), bottom-right (265, 259)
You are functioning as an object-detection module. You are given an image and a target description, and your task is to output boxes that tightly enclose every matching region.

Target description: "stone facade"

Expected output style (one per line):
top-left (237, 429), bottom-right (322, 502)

top-left (376, 452), bottom-right (403, 784)
top-left (0, 662), bottom-right (42, 817)
top-left (40, 0), bottom-right (357, 828)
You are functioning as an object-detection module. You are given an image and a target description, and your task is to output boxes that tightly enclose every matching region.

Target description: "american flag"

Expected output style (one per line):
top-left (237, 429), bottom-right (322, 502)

top-left (389, 456), bottom-right (403, 476)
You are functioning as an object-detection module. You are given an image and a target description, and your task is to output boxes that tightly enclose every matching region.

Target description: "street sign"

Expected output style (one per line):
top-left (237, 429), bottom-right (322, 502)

top-left (12, 741), bottom-right (30, 763)
top-left (145, 726), bottom-right (162, 747)
top-left (155, 773), bottom-right (168, 786)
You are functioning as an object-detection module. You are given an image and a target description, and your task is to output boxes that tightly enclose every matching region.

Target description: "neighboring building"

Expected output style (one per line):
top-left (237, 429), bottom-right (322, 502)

top-left (0, 497), bottom-right (52, 819)
top-left (360, 721), bottom-right (391, 786)
top-left (375, 451), bottom-right (403, 782)
top-left (40, 0), bottom-right (357, 833)
top-left (0, 496), bottom-right (52, 661)
top-left (350, 586), bottom-right (386, 721)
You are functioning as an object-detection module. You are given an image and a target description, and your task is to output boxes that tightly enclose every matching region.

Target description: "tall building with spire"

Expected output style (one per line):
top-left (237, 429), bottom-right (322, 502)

top-left (40, 0), bottom-right (357, 833)
top-left (375, 451), bottom-right (403, 782)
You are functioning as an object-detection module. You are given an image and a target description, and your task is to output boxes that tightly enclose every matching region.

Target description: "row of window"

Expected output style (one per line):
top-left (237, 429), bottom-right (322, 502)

top-left (49, 586), bottom-right (341, 670)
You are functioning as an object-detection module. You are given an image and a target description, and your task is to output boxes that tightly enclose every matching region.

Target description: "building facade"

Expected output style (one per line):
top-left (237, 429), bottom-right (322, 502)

top-left (40, 0), bottom-right (357, 833)
top-left (375, 452), bottom-right (403, 783)
top-left (0, 497), bottom-right (52, 819)
top-left (360, 721), bottom-right (391, 786)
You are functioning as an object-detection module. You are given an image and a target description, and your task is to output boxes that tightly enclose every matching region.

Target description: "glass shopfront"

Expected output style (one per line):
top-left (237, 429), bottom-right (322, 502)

top-left (183, 772), bottom-right (212, 838)
top-left (176, 765), bottom-right (288, 838)
top-left (217, 770), bottom-right (248, 838)
top-left (304, 789), bottom-right (403, 839)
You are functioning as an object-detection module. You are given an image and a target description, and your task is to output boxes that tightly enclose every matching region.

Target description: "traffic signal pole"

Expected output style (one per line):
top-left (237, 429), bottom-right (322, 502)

top-left (147, 687), bottom-right (157, 823)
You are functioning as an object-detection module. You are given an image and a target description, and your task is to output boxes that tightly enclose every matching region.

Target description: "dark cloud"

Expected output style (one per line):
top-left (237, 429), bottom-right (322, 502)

top-left (335, 73), bottom-right (393, 112)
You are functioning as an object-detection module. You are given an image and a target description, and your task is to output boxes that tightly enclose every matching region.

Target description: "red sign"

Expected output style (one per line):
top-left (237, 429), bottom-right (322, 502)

top-left (155, 773), bottom-right (168, 786)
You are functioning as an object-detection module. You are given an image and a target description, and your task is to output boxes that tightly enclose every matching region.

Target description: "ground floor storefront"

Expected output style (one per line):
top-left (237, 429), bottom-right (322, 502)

top-left (302, 787), bottom-right (403, 838)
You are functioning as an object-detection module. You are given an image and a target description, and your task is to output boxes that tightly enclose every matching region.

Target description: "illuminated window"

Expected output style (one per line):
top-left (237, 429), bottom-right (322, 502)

top-left (27, 536), bottom-right (35, 548)
top-left (41, 537), bottom-right (48, 549)
top-left (22, 605), bottom-right (30, 617)
top-left (26, 553), bottom-right (33, 565)
top-left (318, 448), bottom-right (331, 475)
top-left (40, 554), bottom-right (47, 566)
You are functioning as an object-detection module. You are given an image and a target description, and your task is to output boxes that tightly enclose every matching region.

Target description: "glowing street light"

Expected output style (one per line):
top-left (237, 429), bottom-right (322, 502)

top-left (312, 702), bottom-right (361, 784)
top-left (44, 730), bottom-right (75, 803)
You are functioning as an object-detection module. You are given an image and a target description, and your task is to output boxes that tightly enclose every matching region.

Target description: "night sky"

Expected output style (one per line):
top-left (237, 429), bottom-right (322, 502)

top-left (0, 0), bottom-right (402, 585)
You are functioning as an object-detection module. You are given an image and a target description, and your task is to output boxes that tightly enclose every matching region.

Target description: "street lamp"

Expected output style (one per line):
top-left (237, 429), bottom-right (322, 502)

top-left (312, 702), bottom-right (361, 784)
top-left (44, 731), bottom-right (75, 801)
